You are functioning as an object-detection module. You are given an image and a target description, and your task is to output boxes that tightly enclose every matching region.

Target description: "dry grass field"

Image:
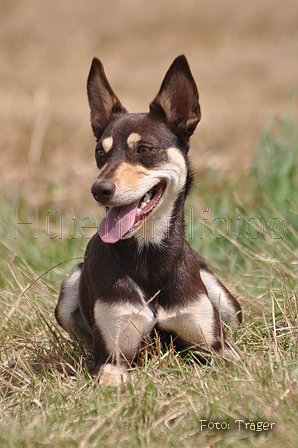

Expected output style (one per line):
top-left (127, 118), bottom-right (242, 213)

top-left (1, 1), bottom-right (298, 447)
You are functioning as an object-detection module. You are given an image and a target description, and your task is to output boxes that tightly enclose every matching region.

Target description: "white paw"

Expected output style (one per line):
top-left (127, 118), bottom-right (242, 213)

top-left (99, 364), bottom-right (128, 387)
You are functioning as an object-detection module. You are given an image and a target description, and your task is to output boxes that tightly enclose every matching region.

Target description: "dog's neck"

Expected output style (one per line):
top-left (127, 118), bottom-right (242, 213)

top-left (103, 193), bottom-right (187, 280)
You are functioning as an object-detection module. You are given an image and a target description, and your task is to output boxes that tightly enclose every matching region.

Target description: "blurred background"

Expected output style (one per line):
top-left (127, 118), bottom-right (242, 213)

top-left (1, 0), bottom-right (298, 210)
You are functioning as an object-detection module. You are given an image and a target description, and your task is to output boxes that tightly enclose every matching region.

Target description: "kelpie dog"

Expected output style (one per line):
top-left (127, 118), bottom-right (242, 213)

top-left (55, 55), bottom-right (242, 386)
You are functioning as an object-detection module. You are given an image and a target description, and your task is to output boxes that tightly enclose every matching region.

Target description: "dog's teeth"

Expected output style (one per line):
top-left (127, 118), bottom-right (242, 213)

top-left (144, 193), bottom-right (151, 203)
top-left (136, 207), bottom-right (141, 214)
top-left (141, 201), bottom-right (147, 209)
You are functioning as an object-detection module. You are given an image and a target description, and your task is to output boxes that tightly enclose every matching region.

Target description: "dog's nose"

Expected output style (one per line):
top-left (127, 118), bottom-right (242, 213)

top-left (91, 181), bottom-right (116, 203)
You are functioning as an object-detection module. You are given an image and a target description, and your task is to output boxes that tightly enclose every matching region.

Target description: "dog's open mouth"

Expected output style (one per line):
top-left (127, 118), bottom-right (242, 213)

top-left (98, 181), bottom-right (166, 244)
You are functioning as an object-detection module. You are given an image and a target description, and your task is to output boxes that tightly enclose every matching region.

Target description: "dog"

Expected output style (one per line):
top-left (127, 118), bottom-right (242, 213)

top-left (55, 55), bottom-right (242, 386)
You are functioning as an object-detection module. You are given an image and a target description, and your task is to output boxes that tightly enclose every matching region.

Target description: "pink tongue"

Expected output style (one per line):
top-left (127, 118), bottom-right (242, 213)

top-left (98, 199), bottom-right (140, 244)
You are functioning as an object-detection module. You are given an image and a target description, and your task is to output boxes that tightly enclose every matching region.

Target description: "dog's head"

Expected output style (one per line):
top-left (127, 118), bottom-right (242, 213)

top-left (87, 55), bottom-right (201, 246)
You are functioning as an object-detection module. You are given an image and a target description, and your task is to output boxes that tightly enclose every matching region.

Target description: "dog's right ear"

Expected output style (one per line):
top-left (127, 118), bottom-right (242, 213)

top-left (87, 58), bottom-right (126, 139)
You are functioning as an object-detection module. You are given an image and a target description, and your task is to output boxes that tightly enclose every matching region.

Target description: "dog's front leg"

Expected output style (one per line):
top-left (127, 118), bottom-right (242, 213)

top-left (93, 300), bottom-right (157, 386)
top-left (157, 293), bottom-right (226, 355)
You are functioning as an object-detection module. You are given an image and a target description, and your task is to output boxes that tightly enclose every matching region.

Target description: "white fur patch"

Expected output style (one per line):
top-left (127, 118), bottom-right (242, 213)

top-left (102, 136), bottom-right (113, 153)
top-left (156, 294), bottom-right (216, 346)
top-left (94, 300), bottom-right (157, 358)
top-left (200, 270), bottom-right (236, 325)
top-left (127, 132), bottom-right (141, 147)
top-left (57, 266), bottom-right (81, 327)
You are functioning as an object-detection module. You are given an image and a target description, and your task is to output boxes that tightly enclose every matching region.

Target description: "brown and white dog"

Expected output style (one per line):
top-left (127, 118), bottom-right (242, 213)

top-left (55, 55), bottom-right (242, 386)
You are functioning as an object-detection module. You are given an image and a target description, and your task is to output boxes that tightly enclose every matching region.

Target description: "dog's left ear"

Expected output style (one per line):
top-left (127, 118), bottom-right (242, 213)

top-left (150, 55), bottom-right (201, 140)
top-left (87, 58), bottom-right (127, 139)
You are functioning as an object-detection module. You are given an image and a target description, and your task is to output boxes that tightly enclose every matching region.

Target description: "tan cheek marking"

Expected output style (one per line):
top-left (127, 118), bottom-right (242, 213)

top-left (113, 162), bottom-right (150, 191)
top-left (102, 136), bottom-right (113, 153)
top-left (127, 132), bottom-right (141, 148)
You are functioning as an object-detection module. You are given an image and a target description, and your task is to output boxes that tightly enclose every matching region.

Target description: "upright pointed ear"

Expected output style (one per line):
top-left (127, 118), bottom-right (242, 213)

top-left (149, 55), bottom-right (201, 140)
top-left (87, 58), bottom-right (127, 139)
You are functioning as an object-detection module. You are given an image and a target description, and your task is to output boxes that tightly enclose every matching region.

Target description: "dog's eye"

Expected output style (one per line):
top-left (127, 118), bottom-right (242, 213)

top-left (97, 148), bottom-right (105, 157)
top-left (138, 146), bottom-right (151, 154)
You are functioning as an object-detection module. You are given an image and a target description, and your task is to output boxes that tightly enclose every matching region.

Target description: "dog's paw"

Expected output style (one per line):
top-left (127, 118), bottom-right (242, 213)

top-left (99, 364), bottom-right (128, 387)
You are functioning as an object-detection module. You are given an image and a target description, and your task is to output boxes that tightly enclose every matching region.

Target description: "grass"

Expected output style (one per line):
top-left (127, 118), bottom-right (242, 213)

top-left (1, 114), bottom-right (298, 447)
